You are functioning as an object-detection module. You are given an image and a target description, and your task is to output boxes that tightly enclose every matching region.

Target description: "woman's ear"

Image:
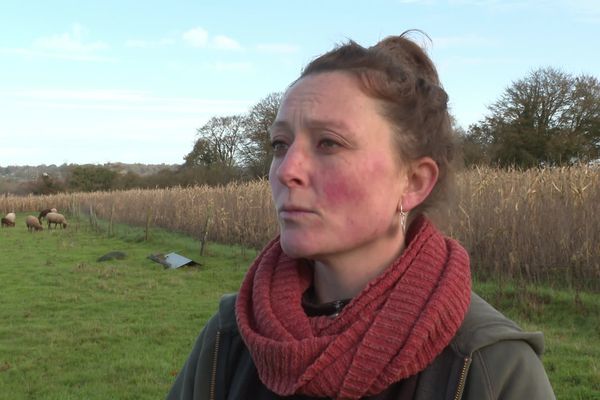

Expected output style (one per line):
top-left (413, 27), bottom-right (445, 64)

top-left (400, 157), bottom-right (439, 212)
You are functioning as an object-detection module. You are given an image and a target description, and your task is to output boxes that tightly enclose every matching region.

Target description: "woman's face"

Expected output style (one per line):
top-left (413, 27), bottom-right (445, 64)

top-left (269, 72), bottom-right (407, 262)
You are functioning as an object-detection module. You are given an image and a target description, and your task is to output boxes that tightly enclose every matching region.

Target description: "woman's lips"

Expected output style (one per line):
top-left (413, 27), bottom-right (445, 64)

top-left (278, 205), bottom-right (316, 219)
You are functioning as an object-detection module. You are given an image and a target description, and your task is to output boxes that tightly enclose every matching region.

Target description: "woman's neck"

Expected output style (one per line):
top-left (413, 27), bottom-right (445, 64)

top-left (312, 236), bottom-right (406, 304)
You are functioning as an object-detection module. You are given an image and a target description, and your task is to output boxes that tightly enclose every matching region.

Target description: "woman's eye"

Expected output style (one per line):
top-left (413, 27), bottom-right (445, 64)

top-left (318, 139), bottom-right (341, 151)
top-left (270, 140), bottom-right (288, 155)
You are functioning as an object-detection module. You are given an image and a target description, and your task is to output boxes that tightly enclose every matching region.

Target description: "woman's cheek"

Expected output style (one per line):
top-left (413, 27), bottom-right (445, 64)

top-left (321, 160), bottom-right (386, 206)
top-left (322, 172), bottom-right (367, 206)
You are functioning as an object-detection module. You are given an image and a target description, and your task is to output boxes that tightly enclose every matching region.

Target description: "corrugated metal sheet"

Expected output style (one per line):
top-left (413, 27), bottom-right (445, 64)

top-left (148, 252), bottom-right (198, 269)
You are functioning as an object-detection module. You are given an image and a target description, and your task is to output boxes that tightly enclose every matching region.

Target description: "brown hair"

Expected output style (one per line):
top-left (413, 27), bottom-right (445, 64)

top-left (299, 31), bottom-right (455, 217)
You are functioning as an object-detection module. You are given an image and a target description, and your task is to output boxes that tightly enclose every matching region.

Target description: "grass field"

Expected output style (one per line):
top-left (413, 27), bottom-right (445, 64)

top-left (3, 165), bottom-right (599, 291)
top-left (0, 212), bottom-right (598, 399)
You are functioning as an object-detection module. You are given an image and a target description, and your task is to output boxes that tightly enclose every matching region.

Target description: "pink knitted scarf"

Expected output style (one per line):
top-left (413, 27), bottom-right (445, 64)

top-left (235, 216), bottom-right (471, 399)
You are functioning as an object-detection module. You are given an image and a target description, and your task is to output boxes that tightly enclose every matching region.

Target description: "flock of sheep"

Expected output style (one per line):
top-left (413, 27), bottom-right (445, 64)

top-left (1, 208), bottom-right (68, 232)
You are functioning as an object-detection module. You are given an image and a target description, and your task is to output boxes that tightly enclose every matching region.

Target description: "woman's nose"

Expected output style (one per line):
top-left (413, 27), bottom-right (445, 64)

top-left (275, 143), bottom-right (308, 188)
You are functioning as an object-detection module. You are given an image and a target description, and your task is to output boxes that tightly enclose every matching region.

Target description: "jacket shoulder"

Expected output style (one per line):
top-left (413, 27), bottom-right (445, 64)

top-left (217, 293), bottom-right (239, 332)
top-left (463, 339), bottom-right (556, 399)
top-left (454, 292), bottom-right (555, 400)
top-left (452, 292), bottom-right (545, 357)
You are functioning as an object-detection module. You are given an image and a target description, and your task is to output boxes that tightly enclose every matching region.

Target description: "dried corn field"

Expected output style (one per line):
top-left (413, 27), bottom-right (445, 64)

top-left (447, 166), bottom-right (599, 289)
top-left (2, 166), bottom-right (599, 290)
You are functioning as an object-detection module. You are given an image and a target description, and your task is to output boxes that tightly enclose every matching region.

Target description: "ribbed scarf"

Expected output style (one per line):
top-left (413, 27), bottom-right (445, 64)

top-left (235, 216), bottom-right (471, 399)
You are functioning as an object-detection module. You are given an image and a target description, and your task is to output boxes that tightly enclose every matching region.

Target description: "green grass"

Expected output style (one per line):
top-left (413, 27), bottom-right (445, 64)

top-left (475, 282), bottom-right (600, 399)
top-left (1, 212), bottom-right (598, 399)
top-left (0, 212), bottom-right (255, 399)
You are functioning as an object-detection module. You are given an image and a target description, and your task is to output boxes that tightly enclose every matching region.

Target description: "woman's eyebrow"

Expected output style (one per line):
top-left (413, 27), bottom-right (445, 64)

top-left (306, 119), bottom-right (354, 135)
top-left (268, 120), bottom-right (292, 136)
top-left (269, 118), bottom-right (357, 140)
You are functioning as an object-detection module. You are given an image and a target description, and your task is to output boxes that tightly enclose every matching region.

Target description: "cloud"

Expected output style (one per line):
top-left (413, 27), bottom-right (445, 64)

top-left (182, 27), bottom-right (209, 47)
top-left (182, 27), bottom-right (243, 50)
top-left (570, 0), bottom-right (600, 13)
top-left (125, 38), bottom-right (175, 48)
top-left (447, 0), bottom-right (535, 10)
top-left (9, 88), bottom-right (251, 114)
top-left (212, 35), bottom-right (242, 50)
top-left (562, 0), bottom-right (600, 23)
top-left (33, 23), bottom-right (108, 53)
top-left (256, 43), bottom-right (299, 54)
top-left (0, 47), bottom-right (116, 62)
top-left (0, 23), bottom-right (113, 62)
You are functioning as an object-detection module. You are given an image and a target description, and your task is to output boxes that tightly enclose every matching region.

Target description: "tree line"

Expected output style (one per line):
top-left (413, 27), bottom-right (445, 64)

top-left (188, 66), bottom-right (599, 179)
top-left (461, 67), bottom-right (599, 167)
top-left (3, 67), bottom-right (598, 195)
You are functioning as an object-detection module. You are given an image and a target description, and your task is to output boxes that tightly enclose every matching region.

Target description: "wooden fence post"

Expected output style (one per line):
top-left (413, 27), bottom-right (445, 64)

top-left (200, 207), bottom-right (212, 257)
top-left (145, 208), bottom-right (151, 241)
top-left (89, 204), bottom-right (95, 230)
top-left (109, 203), bottom-right (114, 236)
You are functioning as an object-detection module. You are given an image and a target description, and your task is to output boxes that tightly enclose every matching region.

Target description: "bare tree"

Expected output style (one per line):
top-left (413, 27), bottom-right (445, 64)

top-left (185, 115), bottom-right (246, 168)
top-left (240, 92), bottom-right (282, 178)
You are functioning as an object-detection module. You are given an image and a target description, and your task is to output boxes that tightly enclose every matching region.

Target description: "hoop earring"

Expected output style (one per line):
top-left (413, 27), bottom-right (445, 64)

top-left (400, 204), bottom-right (407, 232)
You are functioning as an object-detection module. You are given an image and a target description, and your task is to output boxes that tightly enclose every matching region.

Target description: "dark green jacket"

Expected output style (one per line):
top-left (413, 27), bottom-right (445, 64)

top-left (167, 292), bottom-right (555, 400)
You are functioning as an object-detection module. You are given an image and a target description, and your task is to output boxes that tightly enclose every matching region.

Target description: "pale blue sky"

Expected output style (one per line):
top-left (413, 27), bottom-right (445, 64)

top-left (1, 0), bottom-right (598, 166)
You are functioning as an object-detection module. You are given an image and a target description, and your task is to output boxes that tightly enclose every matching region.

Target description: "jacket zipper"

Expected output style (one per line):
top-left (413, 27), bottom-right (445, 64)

top-left (209, 330), bottom-right (222, 400)
top-left (453, 356), bottom-right (472, 400)
top-left (208, 332), bottom-right (472, 400)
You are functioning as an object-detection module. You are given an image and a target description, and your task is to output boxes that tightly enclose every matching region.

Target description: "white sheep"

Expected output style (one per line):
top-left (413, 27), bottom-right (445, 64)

top-left (4, 212), bottom-right (16, 224)
top-left (46, 212), bottom-right (68, 229)
top-left (25, 215), bottom-right (44, 232)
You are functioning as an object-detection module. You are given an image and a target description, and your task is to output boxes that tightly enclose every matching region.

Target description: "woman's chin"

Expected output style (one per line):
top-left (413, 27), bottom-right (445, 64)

top-left (280, 242), bottom-right (310, 259)
top-left (279, 233), bottom-right (319, 259)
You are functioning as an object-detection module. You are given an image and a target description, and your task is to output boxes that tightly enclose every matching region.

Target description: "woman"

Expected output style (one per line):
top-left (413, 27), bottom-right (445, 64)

top-left (167, 33), bottom-right (555, 399)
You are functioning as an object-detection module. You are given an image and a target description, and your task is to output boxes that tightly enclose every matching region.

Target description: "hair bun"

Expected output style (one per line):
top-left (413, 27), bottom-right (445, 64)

top-left (373, 34), bottom-right (440, 87)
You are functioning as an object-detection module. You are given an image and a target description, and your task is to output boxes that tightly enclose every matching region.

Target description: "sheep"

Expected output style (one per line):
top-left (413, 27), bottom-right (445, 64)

top-left (4, 212), bottom-right (16, 224)
top-left (25, 215), bottom-right (44, 232)
top-left (1, 217), bottom-right (15, 227)
top-left (38, 208), bottom-right (58, 222)
top-left (46, 212), bottom-right (68, 229)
